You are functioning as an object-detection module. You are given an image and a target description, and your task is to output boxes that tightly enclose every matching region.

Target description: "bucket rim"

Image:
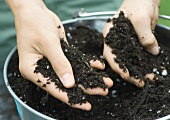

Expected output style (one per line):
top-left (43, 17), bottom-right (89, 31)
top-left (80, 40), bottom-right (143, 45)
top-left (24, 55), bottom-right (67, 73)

top-left (3, 14), bottom-right (170, 120)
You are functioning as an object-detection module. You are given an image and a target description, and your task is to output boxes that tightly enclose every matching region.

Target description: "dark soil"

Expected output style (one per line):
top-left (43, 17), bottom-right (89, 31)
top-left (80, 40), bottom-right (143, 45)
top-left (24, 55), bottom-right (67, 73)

top-left (7, 12), bottom-right (170, 120)
top-left (34, 39), bottom-right (108, 105)
top-left (105, 11), bottom-right (169, 81)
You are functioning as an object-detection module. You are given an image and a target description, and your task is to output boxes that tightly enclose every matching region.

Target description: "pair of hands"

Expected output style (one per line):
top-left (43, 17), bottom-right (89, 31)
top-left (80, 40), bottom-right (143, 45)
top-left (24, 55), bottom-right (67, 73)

top-left (7, 0), bottom-right (160, 110)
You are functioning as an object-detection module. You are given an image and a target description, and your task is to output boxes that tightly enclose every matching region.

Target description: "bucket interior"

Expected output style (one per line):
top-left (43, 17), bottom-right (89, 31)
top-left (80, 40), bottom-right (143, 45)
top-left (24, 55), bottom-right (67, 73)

top-left (3, 15), bottom-right (170, 120)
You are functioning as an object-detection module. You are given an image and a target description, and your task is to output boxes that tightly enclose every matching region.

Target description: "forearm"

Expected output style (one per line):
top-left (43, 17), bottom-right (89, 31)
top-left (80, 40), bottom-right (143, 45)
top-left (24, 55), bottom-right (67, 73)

top-left (6, 0), bottom-right (44, 15)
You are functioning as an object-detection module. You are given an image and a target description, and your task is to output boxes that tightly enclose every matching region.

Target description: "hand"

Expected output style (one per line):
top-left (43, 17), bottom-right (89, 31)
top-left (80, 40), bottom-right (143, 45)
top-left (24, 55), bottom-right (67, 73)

top-left (103, 0), bottom-right (160, 87)
top-left (7, 0), bottom-right (113, 110)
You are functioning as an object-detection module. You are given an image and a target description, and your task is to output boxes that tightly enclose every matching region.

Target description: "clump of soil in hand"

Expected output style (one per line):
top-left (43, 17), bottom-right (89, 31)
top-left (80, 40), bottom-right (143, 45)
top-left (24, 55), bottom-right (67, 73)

top-left (7, 13), bottom-right (170, 120)
top-left (34, 39), bottom-right (108, 105)
top-left (105, 11), bottom-right (169, 82)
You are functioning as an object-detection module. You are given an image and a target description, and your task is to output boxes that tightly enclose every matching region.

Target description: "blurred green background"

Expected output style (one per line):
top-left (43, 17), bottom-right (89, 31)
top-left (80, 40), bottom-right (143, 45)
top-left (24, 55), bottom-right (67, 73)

top-left (158, 0), bottom-right (170, 26)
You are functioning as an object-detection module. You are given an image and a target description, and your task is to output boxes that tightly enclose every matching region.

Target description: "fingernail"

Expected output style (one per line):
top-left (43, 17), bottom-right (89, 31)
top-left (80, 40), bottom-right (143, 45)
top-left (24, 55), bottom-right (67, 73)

top-left (120, 74), bottom-right (125, 80)
top-left (61, 73), bottom-right (74, 88)
top-left (148, 46), bottom-right (160, 55)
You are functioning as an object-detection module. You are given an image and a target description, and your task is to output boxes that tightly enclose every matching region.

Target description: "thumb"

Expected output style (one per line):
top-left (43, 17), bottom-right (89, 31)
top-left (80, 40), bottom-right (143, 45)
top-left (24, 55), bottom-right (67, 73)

top-left (44, 42), bottom-right (75, 88)
top-left (130, 15), bottom-right (160, 55)
top-left (41, 8), bottom-right (75, 88)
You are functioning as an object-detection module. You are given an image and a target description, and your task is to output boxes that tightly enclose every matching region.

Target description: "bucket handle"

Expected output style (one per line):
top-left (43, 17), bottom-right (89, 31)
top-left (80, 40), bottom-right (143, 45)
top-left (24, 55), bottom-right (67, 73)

top-left (73, 10), bottom-right (170, 20)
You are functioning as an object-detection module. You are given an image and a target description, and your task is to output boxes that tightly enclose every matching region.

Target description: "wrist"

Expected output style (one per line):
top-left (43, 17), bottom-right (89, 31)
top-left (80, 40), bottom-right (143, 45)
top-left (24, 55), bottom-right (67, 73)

top-left (156, 0), bottom-right (161, 7)
top-left (6, 0), bottom-right (44, 15)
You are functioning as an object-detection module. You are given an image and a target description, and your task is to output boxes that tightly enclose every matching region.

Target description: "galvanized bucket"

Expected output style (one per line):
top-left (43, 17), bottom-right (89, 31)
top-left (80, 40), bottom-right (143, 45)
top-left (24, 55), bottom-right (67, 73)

top-left (3, 11), bottom-right (170, 120)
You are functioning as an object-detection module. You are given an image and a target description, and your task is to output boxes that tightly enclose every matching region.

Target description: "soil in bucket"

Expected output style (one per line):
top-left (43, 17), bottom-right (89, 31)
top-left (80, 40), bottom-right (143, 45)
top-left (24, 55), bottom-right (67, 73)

top-left (7, 12), bottom-right (170, 120)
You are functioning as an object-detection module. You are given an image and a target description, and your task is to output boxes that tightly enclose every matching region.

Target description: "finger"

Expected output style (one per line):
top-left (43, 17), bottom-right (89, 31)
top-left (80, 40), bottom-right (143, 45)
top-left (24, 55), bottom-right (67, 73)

top-left (103, 22), bottom-right (113, 37)
top-left (42, 9), bottom-right (75, 88)
top-left (127, 73), bottom-right (155, 88)
top-left (20, 59), bottom-right (91, 111)
top-left (103, 16), bottom-right (129, 80)
top-left (78, 77), bottom-right (113, 96)
top-left (89, 59), bottom-right (105, 70)
top-left (35, 23), bottom-right (75, 89)
top-left (44, 43), bottom-right (75, 88)
top-left (145, 73), bottom-right (156, 83)
top-left (71, 102), bottom-right (91, 111)
top-left (103, 44), bottom-right (130, 80)
top-left (103, 14), bottom-right (120, 38)
top-left (130, 15), bottom-right (159, 55)
top-left (78, 85), bottom-right (109, 96)
top-left (127, 77), bottom-right (145, 88)
top-left (34, 73), bottom-right (91, 111)
top-left (103, 77), bottom-right (114, 88)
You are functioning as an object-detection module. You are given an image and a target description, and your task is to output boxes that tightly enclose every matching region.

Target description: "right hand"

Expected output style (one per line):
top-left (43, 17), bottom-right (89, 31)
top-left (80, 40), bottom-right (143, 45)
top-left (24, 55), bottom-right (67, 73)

top-left (9, 0), bottom-right (113, 110)
top-left (102, 0), bottom-right (160, 87)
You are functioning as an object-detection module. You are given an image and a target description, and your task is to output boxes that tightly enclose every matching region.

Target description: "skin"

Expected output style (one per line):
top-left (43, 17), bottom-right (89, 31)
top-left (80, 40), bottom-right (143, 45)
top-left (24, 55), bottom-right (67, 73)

top-left (103, 0), bottom-right (160, 87)
top-left (6, 0), bottom-right (113, 110)
top-left (6, 0), bottom-right (160, 110)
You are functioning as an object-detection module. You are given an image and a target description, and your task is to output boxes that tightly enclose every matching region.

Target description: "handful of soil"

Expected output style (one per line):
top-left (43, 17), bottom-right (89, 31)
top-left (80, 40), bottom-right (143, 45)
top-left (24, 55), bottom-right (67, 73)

top-left (7, 12), bottom-right (170, 120)
top-left (34, 39), bottom-right (109, 105)
top-left (105, 11), bottom-right (169, 81)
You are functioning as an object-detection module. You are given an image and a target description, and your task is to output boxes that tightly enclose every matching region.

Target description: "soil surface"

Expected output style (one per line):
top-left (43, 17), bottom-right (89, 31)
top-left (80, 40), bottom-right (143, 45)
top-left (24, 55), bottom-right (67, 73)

top-left (7, 12), bottom-right (170, 120)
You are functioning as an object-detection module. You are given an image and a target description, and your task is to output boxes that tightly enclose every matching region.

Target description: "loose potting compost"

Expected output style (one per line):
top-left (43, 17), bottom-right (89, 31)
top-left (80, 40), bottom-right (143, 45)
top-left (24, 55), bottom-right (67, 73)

top-left (7, 12), bottom-right (170, 120)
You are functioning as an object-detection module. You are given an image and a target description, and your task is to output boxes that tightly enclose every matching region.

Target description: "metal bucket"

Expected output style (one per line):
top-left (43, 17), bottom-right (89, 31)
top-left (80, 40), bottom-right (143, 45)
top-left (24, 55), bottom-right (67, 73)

top-left (3, 11), bottom-right (170, 120)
